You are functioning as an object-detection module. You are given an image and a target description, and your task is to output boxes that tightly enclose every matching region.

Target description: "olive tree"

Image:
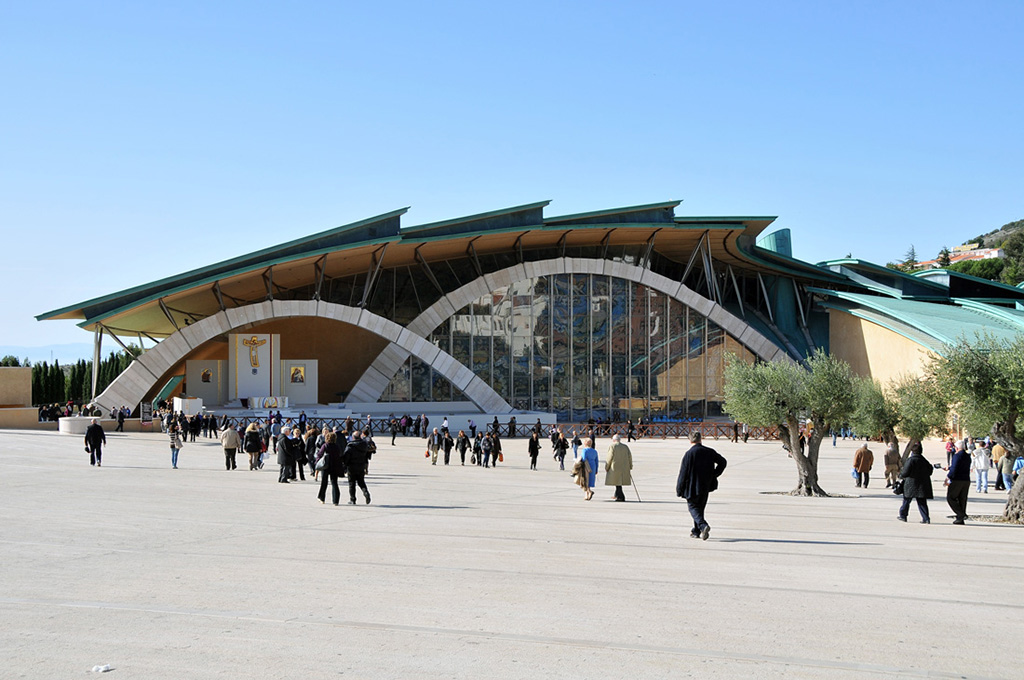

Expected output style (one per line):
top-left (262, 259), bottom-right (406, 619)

top-left (891, 374), bottom-right (948, 462)
top-left (930, 336), bottom-right (1024, 523)
top-left (848, 377), bottom-right (900, 448)
top-left (723, 350), bottom-right (857, 496)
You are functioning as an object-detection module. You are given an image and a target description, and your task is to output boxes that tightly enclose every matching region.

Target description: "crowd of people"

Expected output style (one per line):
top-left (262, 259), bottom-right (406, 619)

top-left (38, 400), bottom-right (102, 421)
top-left (82, 404), bottom-right (1024, 532)
top-left (158, 410), bottom-right (380, 506)
top-left (850, 436), bottom-right (1023, 525)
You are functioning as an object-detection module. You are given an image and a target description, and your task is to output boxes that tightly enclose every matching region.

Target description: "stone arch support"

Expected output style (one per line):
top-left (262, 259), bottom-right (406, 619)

top-left (347, 257), bottom-right (791, 404)
top-left (92, 301), bottom-right (513, 414)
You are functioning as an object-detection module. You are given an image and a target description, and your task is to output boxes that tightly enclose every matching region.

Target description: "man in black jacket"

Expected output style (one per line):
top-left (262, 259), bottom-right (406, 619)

top-left (276, 426), bottom-right (293, 483)
top-left (84, 418), bottom-right (107, 466)
top-left (343, 430), bottom-right (372, 505)
top-left (676, 431), bottom-right (728, 540)
top-left (945, 441), bottom-right (972, 525)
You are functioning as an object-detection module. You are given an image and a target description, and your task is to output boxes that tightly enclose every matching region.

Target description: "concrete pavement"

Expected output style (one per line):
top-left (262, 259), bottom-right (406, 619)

top-left (1, 429), bottom-right (1020, 679)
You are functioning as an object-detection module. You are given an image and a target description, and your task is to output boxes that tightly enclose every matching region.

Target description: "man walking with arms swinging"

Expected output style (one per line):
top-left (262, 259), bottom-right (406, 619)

top-left (676, 431), bottom-right (728, 540)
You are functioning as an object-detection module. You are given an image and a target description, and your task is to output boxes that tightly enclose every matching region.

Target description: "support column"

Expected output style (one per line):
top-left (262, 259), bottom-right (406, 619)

top-left (91, 327), bottom-right (102, 400)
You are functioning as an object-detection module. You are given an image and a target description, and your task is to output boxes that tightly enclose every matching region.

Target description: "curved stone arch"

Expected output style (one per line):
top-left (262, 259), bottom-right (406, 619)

top-left (92, 300), bottom-right (513, 414)
top-left (347, 257), bottom-right (792, 404)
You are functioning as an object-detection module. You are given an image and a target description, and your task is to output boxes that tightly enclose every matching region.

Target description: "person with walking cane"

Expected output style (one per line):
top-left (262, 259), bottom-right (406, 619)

top-left (676, 431), bottom-right (727, 540)
top-left (604, 433), bottom-right (633, 501)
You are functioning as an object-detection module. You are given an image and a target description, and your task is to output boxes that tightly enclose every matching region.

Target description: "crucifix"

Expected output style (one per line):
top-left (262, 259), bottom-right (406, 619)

top-left (242, 336), bottom-right (267, 367)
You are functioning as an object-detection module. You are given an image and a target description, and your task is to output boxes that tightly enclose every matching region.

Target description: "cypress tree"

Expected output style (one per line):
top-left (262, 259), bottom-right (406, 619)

top-left (52, 360), bottom-right (65, 403)
top-left (32, 364), bottom-right (43, 405)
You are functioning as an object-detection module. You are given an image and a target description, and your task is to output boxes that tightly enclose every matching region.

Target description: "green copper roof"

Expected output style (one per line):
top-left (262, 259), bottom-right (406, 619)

top-left (37, 207), bottom-right (408, 322)
top-left (813, 289), bottom-right (1024, 355)
top-left (545, 201), bottom-right (681, 225)
top-left (914, 268), bottom-right (1024, 301)
top-left (401, 201), bottom-right (551, 236)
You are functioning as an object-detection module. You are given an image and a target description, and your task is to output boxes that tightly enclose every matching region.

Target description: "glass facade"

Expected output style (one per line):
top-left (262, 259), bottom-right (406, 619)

top-left (380, 273), bottom-right (757, 421)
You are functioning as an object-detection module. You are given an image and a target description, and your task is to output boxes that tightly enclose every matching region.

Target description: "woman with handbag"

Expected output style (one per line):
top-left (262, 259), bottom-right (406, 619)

top-left (472, 433), bottom-right (482, 466)
top-left (553, 432), bottom-right (570, 471)
top-left (575, 437), bottom-right (599, 501)
top-left (897, 442), bottom-right (934, 524)
top-left (168, 423), bottom-right (184, 469)
top-left (243, 423), bottom-right (263, 471)
top-left (527, 432), bottom-right (540, 470)
top-left (316, 431), bottom-right (344, 506)
top-left (304, 427), bottom-right (320, 480)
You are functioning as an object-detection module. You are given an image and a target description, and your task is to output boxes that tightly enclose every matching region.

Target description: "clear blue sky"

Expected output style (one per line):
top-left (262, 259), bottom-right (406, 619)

top-left (2, 1), bottom-right (1022, 350)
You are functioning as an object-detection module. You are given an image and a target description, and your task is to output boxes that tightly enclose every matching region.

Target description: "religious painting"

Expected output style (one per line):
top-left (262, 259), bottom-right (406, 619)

top-left (201, 368), bottom-right (213, 383)
top-left (290, 365), bottom-right (305, 384)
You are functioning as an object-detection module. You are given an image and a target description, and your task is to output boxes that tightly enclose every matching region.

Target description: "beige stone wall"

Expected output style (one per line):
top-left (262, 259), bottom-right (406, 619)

top-left (829, 310), bottom-right (936, 384)
top-left (0, 408), bottom-right (48, 429)
top-left (0, 367), bottom-right (32, 407)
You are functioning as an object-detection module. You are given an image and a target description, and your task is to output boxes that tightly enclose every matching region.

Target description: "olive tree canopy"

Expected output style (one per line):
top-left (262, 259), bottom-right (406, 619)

top-left (724, 350), bottom-right (857, 496)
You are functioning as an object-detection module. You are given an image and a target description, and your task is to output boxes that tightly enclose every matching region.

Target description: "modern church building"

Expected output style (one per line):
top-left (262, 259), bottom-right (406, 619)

top-left (38, 201), bottom-right (1024, 422)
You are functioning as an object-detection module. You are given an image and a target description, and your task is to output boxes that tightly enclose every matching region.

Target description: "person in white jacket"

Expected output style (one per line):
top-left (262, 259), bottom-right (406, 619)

top-left (971, 444), bottom-right (992, 493)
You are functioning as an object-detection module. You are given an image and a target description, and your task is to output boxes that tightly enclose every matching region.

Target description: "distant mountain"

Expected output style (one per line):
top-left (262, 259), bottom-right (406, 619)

top-left (0, 343), bottom-right (94, 365)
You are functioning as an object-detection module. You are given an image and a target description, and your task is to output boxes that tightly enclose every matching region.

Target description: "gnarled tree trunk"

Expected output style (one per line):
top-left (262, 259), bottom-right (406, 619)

top-left (991, 416), bottom-right (1024, 524)
top-left (782, 417), bottom-right (829, 496)
top-left (1005, 480), bottom-right (1024, 524)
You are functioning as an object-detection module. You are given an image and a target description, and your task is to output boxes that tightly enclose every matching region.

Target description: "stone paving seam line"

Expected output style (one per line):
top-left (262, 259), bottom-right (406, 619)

top-left (0, 597), bottom-right (996, 680)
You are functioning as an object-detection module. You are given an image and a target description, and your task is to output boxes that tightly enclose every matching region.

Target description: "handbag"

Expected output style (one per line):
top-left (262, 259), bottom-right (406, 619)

top-left (892, 479), bottom-right (905, 495)
top-left (424, 450), bottom-right (430, 458)
top-left (498, 453), bottom-right (504, 462)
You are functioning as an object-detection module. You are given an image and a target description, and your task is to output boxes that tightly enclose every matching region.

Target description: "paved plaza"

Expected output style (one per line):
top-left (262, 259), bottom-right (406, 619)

top-left (1, 428), bottom-right (1020, 679)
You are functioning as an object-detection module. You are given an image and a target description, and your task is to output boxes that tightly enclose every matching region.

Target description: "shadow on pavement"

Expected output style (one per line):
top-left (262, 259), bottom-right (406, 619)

top-left (374, 504), bottom-right (472, 510)
top-left (717, 538), bottom-right (881, 546)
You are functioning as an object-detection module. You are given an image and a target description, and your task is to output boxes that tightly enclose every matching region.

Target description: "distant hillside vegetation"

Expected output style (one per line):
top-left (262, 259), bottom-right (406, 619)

top-left (888, 218), bottom-right (1024, 284)
top-left (965, 219), bottom-right (1024, 250)
top-left (953, 219), bottom-right (1024, 284)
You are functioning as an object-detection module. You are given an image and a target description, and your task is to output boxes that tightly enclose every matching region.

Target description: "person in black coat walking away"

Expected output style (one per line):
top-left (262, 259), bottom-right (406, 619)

top-left (527, 432), bottom-right (540, 470)
top-left (84, 418), bottom-right (106, 466)
top-left (343, 430), bottom-right (372, 505)
top-left (676, 431), bottom-right (728, 541)
top-left (276, 426), bottom-right (293, 483)
top-left (897, 442), bottom-right (933, 523)
top-left (243, 422), bottom-right (263, 470)
top-left (316, 431), bottom-right (345, 505)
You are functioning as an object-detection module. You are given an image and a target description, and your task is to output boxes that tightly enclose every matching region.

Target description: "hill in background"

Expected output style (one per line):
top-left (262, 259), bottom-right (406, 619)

top-left (965, 219), bottom-right (1024, 250)
top-left (890, 218), bottom-right (1024, 284)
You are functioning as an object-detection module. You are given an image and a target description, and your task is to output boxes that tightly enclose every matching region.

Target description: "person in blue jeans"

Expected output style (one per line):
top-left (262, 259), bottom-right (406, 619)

top-left (168, 423), bottom-right (184, 469)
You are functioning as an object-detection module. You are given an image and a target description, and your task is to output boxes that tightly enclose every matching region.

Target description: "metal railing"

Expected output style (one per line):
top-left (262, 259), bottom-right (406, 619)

top-left (219, 416), bottom-right (779, 442)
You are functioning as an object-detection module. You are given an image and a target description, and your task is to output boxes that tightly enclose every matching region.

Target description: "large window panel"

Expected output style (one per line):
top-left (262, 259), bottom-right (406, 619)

top-left (371, 269), bottom-right (760, 418)
top-left (410, 358), bottom-right (432, 402)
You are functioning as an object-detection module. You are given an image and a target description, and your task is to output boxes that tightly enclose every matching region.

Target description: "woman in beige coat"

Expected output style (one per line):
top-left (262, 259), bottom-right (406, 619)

top-left (604, 434), bottom-right (633, 501)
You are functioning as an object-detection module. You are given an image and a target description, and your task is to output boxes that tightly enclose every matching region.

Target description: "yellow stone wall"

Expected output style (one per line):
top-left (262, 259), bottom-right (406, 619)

top-left (0, 367), bottom-right (31, 407)
top-left (829, 310), bottom-right (936, 384)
